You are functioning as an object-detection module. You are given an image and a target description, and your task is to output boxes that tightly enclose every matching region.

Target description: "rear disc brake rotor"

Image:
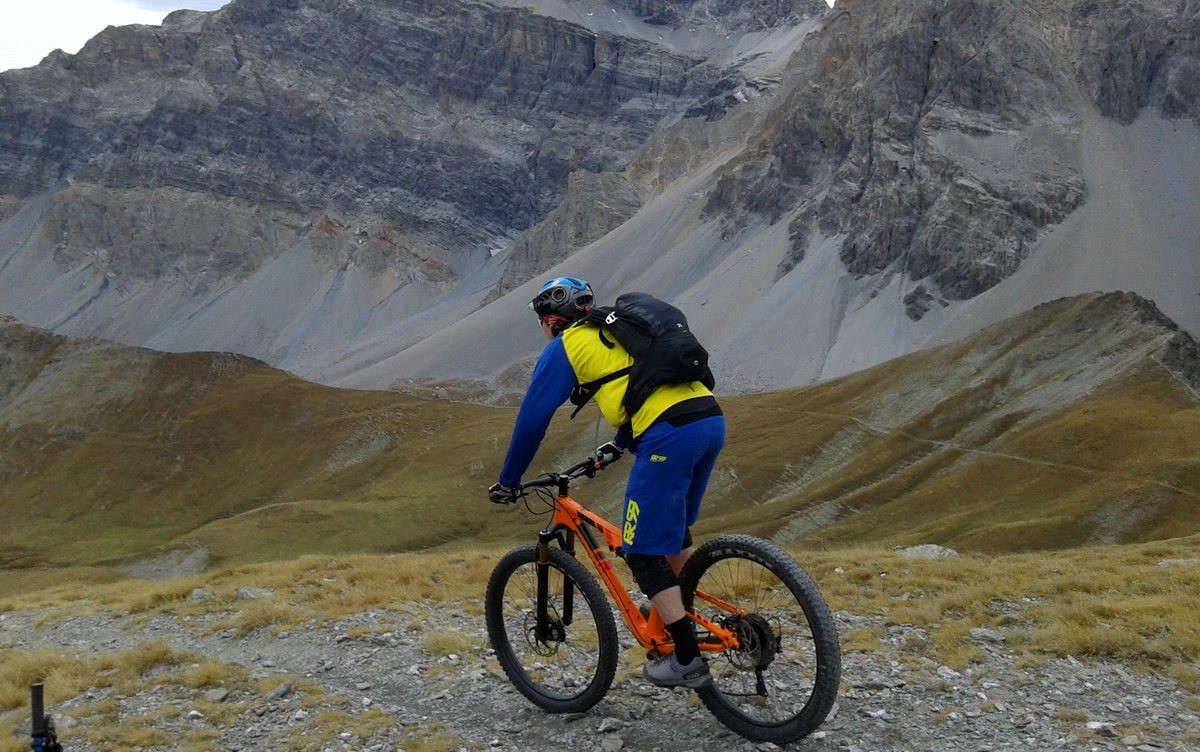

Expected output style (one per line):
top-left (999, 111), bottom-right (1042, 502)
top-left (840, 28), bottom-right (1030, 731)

top-left (725, 613), bottom-right (779, 671)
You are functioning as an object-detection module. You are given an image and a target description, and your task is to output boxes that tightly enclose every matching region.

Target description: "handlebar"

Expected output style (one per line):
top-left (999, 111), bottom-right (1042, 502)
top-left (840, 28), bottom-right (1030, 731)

top-left (518, 455), bottom-right (619, 494)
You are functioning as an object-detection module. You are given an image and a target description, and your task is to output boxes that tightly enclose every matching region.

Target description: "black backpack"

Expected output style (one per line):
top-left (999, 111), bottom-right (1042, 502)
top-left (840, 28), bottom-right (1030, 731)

top-left (568, 292), bottom-right (715, 419)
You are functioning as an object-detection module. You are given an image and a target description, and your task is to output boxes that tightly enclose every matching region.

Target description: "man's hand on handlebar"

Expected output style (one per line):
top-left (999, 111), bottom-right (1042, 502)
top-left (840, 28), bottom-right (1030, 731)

top-left (594, 441), bottom-right (623, 465)
top-left (488, 482), bottom-right (519, 504)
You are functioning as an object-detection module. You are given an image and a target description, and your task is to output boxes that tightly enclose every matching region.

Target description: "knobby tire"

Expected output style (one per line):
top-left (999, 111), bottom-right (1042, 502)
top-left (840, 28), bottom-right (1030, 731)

top-left (485, 544), bottom-right (619, 713)
top-left (680, 534), bottom-right (841, 743)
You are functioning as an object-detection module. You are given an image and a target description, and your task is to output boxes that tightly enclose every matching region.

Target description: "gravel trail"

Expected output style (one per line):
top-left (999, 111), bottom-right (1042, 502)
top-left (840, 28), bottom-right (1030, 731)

top-left (3, 605), bottom-right (1197, 752)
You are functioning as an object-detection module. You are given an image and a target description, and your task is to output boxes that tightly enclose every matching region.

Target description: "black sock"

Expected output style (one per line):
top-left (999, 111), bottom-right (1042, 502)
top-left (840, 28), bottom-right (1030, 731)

top-left (666, 617), bottom-right (700, 665)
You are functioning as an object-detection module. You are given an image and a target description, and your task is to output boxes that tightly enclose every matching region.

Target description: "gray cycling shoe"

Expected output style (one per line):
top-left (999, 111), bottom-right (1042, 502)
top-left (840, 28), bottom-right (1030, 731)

top-left (643, 654), bottom-right (712, 688)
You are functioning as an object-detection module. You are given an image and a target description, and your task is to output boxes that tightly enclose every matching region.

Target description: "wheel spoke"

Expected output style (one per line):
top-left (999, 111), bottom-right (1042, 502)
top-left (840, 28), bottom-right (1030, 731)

top-left (682, 536), bottom-right (840, 743)
top-left (485, 545), bottom-right (618, 713)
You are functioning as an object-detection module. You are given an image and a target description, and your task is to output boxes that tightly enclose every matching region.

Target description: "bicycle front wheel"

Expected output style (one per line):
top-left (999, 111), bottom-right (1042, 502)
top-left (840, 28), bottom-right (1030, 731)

top-left (485, 544), bottom-right (619, 713)
top-left (681, 534), bottom-right (841, 743)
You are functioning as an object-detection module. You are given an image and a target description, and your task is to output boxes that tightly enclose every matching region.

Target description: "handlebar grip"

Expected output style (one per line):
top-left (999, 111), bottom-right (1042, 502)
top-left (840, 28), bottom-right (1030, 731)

top-left (563, 458), bottom-right (597, 477)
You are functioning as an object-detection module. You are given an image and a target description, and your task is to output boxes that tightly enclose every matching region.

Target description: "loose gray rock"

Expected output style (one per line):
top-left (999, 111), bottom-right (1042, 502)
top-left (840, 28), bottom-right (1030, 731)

top-left (900, 545), bottom-right (961, 560)
top-left (236, 587), bottom-right (276, 601)
top-left (1157, 559), bottom-right (1200, 568)
top-left (189, 588), bottom-right (214, 602)
top-left (264, 682), bottom-right (293, 701)
top-left (969, 628), bottom-right (1007, 643)
top-left (204, 688), bottom-right (230, 703)
top-left (600, 735), bottom-right (624, 752)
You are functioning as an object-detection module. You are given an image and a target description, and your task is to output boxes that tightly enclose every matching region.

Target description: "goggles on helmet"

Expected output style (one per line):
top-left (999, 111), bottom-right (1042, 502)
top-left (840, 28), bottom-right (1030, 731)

top-left (528, 276), bottom-right (593, 319)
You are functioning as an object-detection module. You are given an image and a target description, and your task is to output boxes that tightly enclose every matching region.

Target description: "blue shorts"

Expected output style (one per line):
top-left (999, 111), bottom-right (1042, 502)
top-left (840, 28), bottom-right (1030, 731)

top-left (620, 416), bottom-right (726, 555)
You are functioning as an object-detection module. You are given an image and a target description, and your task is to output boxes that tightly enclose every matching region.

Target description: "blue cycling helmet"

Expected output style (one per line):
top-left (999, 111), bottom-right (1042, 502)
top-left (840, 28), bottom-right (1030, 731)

top-left (529, 276), bottom-right (594, 321)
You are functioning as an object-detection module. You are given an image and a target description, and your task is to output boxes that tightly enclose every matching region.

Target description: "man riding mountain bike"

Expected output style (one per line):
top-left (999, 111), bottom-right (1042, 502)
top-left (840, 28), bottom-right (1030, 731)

top-left (489, 276), bottom-right (725, 688)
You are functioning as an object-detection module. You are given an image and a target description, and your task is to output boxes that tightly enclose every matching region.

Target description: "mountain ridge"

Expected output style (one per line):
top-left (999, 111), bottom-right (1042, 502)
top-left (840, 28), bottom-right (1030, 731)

top-left (0, 0), bottom-right (1196, 395)
top-left (2, 291), bottom-right (1196, 569)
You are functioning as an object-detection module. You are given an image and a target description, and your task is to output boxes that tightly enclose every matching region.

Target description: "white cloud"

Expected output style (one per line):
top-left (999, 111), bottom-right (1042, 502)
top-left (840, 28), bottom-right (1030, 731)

top-left (132, 1), bottom-right (228, 10)
top-left (0, 0), bottom-right (228, 73)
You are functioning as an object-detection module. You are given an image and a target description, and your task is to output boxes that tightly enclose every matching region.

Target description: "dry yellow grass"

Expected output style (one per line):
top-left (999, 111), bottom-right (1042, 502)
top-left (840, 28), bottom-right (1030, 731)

top-left (118, 642), bottom-right (181, 675)
top-left (797, 538), bottom-right (1200, 673)
top-left (181, 729), bottom-right (221, 752)
top-left (1054, 707), bottom-right (1090, 723)
top-left (0, 551), bottom-right (501, 631)
top-left (1169, 665), bottom-right (1200, 694)
top-left (81, 726), bottom-right (171, 751)
top-left (4, 536), bottom-right (1197, 690)
top-left (402, 728), bottom-right (467, 752)
top-left (927, 620), bottom-right (983, 670)
top-left (840, 627), bottom-right (885, 654)
top-left (0, 644), bottom-right (205, 752)
top-left (285, 708), bottom-right (395, 750)
top-left (0, 643), bottom-right (389, 752)
top-left (420, 631), bottom-right (480, 658)
top-left (181, 660), bottom-right (236, 689)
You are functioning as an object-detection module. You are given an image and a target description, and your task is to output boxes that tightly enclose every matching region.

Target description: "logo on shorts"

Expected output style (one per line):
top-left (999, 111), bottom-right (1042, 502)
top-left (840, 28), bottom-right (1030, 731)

top-left (650, 454), bottom-right (667, 463)
top-left (623, 500), bottom-right (639, 545)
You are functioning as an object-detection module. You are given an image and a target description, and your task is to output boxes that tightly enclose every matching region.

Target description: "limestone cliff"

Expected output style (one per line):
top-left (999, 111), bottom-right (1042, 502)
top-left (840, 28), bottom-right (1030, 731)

top-left (1, 0), bottom-right (780, 289)
top-left (699, 0), bottom-right (1199, 315)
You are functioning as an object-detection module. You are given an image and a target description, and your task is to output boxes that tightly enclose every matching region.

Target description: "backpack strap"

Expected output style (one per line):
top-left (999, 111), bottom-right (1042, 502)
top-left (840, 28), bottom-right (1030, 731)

top-left (569, 366), bottom-right (632, 419)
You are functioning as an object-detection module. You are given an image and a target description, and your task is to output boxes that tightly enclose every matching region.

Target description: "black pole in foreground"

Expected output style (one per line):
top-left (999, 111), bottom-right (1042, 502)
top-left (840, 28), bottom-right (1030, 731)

top-left (30, 684), bottom-right (63, 752)
top-left (30, 684), bottom-right (46, 736)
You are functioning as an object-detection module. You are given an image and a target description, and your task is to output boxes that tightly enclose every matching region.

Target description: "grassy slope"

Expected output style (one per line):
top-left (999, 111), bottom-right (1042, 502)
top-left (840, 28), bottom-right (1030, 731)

top-left (714, 365), bottom-right (1200, 551)
top-left (1, 292), bottom-right (1197, 570)
top-left (0, 346), bottom-right (527, 566)
top-left (700, 294), bottom-right (1200, 552)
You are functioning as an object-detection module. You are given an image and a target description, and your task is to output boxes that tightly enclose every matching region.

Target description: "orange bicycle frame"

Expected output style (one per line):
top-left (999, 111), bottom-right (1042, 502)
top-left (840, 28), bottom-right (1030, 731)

top-left (540, 490), bottom-right (742, 655)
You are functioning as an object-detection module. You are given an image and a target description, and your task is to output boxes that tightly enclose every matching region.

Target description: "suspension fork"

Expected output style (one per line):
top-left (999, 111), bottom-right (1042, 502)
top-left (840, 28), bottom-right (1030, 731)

top-left (535, 527), bottom-right (577, 637)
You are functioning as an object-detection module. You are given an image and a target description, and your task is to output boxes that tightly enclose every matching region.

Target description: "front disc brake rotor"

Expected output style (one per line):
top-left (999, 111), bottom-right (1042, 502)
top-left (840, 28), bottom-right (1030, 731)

top-left (523, 613), bottom-right (566, 656)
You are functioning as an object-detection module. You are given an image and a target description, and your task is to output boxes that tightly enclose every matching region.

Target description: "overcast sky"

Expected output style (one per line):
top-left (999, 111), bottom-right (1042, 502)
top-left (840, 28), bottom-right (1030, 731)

top-left (0, 0), bottom-right (229, 72)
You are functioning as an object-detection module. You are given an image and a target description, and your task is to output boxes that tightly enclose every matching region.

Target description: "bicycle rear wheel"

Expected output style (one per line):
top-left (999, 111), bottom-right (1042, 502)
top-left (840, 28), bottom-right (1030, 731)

top-left (680, 534), bottom-right (840, 743)
top-left (485, 544), bottom-right (619, 713)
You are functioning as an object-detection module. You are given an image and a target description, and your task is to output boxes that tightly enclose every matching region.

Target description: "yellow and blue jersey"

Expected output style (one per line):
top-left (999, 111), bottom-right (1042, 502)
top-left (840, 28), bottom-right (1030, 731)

top-left (498, 323), bottom-right (714, 487)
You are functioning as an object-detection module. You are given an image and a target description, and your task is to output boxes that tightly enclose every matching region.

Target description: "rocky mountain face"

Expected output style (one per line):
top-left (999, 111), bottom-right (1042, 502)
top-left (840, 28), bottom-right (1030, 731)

top-left (702, 0), bottom-right (1198, 309)
top-left (0, 0), bottom-right (785, 291)
top-left (0, 0), bottom-right (1196, 391)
